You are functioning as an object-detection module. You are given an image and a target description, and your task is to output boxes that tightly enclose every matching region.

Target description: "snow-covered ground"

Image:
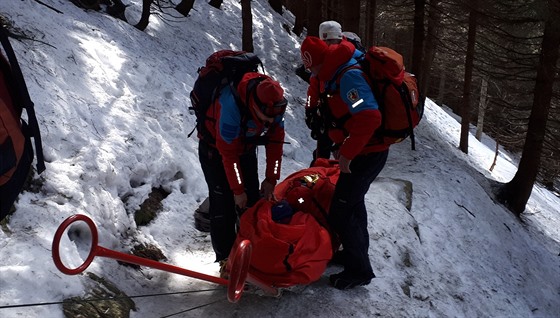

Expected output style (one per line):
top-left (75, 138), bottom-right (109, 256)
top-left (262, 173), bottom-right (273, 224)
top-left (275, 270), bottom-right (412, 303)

top-left (0, 1), bottom-right (558, 317)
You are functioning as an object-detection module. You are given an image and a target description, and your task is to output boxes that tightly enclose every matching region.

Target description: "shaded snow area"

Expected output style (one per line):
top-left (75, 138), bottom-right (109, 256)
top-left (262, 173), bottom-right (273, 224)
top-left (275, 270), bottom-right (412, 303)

top-left (0, 1), bottom-right (559, 317)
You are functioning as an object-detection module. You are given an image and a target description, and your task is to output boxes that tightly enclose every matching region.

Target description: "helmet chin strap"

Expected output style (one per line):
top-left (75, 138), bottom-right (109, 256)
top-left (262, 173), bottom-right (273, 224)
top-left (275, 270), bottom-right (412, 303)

top-left (244, 76), bottom-right (268, 119)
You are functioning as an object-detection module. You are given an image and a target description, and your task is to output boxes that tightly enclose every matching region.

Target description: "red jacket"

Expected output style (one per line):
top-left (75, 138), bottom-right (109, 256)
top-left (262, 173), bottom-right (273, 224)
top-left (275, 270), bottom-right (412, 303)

top-left (204, 73), bottom-right (285, 195)
top-left (305, 75), bottom-right (321, 110)
top-left (317, 40), bottom-right (389, 159)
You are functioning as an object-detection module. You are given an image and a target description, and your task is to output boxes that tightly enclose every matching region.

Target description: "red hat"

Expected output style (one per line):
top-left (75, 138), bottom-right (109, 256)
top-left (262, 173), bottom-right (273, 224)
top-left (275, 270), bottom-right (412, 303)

top-left (254, 78), bottom-right (287, 117)
top-left (301, 36), bottom-right (328, 69)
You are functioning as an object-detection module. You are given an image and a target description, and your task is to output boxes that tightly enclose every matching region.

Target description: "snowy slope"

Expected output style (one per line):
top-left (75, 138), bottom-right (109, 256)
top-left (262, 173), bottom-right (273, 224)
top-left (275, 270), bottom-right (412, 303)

top-left (0, 1), bottom-right (558, 317)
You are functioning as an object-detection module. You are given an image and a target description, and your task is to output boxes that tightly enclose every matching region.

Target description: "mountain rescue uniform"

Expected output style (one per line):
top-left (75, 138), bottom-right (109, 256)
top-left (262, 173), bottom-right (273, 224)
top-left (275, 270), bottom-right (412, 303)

top-left (305, 23), bottom-right (366, 166)
top-left (301, 36), bottom-right (390, 290)
top-left (198, 72), bottom-right (287, 262)
top-left (305, 48), bottom-right (365, 165)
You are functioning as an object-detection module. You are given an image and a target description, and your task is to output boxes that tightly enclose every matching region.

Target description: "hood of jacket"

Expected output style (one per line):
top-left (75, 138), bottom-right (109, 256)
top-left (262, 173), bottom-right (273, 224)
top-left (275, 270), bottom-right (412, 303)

top-left (317, 39), bottom-right (356, 82)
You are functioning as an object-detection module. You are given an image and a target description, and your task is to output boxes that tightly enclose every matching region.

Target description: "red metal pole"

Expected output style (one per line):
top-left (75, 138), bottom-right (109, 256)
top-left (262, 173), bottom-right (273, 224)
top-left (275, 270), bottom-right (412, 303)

top-left (94, 245), bottom-right (228, 286)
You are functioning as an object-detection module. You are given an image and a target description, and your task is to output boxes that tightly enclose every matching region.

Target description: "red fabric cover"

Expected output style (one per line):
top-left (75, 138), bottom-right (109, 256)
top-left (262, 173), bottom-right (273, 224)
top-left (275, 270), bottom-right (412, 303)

top-left (273, 158), bottom-right (340, 241)
top-left (230, 199), bottom-right (332, 287)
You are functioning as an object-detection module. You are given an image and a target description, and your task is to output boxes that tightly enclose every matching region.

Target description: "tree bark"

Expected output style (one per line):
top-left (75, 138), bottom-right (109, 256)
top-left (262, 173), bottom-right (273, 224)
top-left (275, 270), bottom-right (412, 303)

top-left (241, 0), bottom-right (254, 52)
top-left (307, 0), bottom-right (321, 37)
top-left (497, 0), bottom-right (560, 216)
top-left (287, 0), bottom-right (307, 36)
top-left (475, 76), bottom-right (488, 141)
top-left (437, 69), bottom-right (446, 105)
top-left (419, 0), bottom-right (441, 104)
top-left (134, 0), bottom-right (154, 31)
top-left (364, 0), bottom-right (377, 47)
top-left (459, 2), bottom-right (478, 154)
top-left (208, 0), bottom-right (223, 9)
top-left (269, 0), bottom-right (283, 14)
top-left (175, 0), bottom-right (195, 16)
top-left (343, 0), bottom-right (360, 34)
top-left (411, 0), bottom-right (425, 77)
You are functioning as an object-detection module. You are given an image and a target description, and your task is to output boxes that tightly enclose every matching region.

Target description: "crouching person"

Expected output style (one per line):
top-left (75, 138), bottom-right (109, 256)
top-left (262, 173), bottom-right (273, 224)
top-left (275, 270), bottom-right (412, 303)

top-left (197, 72), bottom-right (287, 276)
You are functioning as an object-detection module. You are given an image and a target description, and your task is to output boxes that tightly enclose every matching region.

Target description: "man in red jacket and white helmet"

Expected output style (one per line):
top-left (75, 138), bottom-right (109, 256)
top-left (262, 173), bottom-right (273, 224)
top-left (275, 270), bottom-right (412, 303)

top-left (301, 36), bottom-right (390, 290)
top-left (306, 21), bottom-right (366, 165)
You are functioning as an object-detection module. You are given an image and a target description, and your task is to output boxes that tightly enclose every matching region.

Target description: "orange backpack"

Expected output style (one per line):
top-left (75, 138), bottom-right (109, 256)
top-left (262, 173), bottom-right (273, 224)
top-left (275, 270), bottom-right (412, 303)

top-left (361, 46), bottom-right (424, 149)
top-left (1, 26), bottom-right (45, 220)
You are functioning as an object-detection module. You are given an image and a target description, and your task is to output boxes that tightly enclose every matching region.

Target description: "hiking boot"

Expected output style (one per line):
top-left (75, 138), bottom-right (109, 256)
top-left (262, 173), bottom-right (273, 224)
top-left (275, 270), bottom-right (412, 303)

top-left (194, 198), bottom-right (210, 232)
top-left (194, 209), bottom-right (211, 232)
top-left (329, 270), bottom-right (375, 290)
top-left (219, 259), bottom-right (229, 279)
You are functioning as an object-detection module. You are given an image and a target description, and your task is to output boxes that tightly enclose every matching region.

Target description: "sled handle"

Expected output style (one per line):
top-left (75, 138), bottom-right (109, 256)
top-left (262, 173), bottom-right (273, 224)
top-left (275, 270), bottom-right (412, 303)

top-left (228, 239), bottom-right (252, 302)
top-left (52, 214), bottom-right (251, 303)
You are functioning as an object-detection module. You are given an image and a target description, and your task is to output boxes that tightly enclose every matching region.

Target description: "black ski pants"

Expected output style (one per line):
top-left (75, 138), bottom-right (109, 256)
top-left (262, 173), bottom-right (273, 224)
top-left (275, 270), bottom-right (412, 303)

top-left (328, 149), bottom-right (389, 276)
top-left (198, 140), bottom-right (260, 262)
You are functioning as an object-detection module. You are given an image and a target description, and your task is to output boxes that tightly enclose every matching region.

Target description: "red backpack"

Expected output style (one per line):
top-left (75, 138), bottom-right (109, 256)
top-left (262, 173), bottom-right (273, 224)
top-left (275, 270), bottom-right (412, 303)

top-left (188, 50), bottom-right (262, 143)
top-left (1, 26), bottom-right (45, 220)
top-left (229, 199), bottom-right (332, 287)
top-left (360, 46), bottom-right (424, 149)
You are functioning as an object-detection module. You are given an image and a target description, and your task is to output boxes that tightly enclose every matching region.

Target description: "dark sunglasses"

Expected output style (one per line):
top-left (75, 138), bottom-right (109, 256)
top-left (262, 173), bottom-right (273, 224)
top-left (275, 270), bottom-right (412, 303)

top-left (254, 95), bottom-right (288, 118)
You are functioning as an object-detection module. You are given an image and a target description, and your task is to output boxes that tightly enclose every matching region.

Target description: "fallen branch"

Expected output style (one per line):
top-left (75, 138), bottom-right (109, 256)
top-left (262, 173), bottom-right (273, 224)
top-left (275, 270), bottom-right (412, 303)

top-left (489, 140), bottom-right (499, 172)
top-left (7, 30), bottom-right (56, 49)
top-left (454, 200), bottom-right (476, 218)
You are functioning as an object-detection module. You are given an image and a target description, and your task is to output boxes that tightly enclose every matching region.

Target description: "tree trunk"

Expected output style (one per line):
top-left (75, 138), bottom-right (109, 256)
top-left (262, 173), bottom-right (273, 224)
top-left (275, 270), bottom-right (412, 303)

top-left (475, 76), bottom-right (488, 141)
top-left (134, 0), bottom-right (154, 31)
top-left (497, 0), bottom-right (560, 216)
top-left (175, 0), bottom-right (195, 16)
top-left (241, 0), bottom-right (254, 52)
top-left (269, 0), bottom-right (283, 14)
top-left (106, 0), bottom-right (127, 21)
top-left (307, 0), bottom-right (321, 37)
top-left (208, 0), bottom-right (223, 9)
top-left (437, 69), bottom-right (446, 105)
top-left (411, 0), bottom-right (425, 77)
top-left (364, 0), bottom-right (377, 47)
top-left (288, 0), bottom-right (307, 36)
top-left (420, 0), bottom-right (441, 104)
top-left (459, 2), bottom-right (478, 154)
top-left (343, 0), bottom-right (360, 33)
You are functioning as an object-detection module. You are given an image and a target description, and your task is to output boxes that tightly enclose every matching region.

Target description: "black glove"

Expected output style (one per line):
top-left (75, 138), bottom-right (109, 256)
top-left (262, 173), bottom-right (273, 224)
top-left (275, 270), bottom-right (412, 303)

top-left (306, 108), bottom-right (324, 140)
top-left (296, 65), bottom-right (311, 84)
top-left (305, 107), bottom-right (316, 130)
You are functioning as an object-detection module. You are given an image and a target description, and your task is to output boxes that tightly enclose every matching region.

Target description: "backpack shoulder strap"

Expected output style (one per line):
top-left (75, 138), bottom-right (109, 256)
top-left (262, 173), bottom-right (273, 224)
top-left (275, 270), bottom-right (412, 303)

top-left (328, 62), bottom-right (361, 92)
top-left (242, 76), bottom-right (265, 123)
top-left (322, 63), bottom-right (364, 128)
top-left (0, 26), bottom-right (45, 174)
